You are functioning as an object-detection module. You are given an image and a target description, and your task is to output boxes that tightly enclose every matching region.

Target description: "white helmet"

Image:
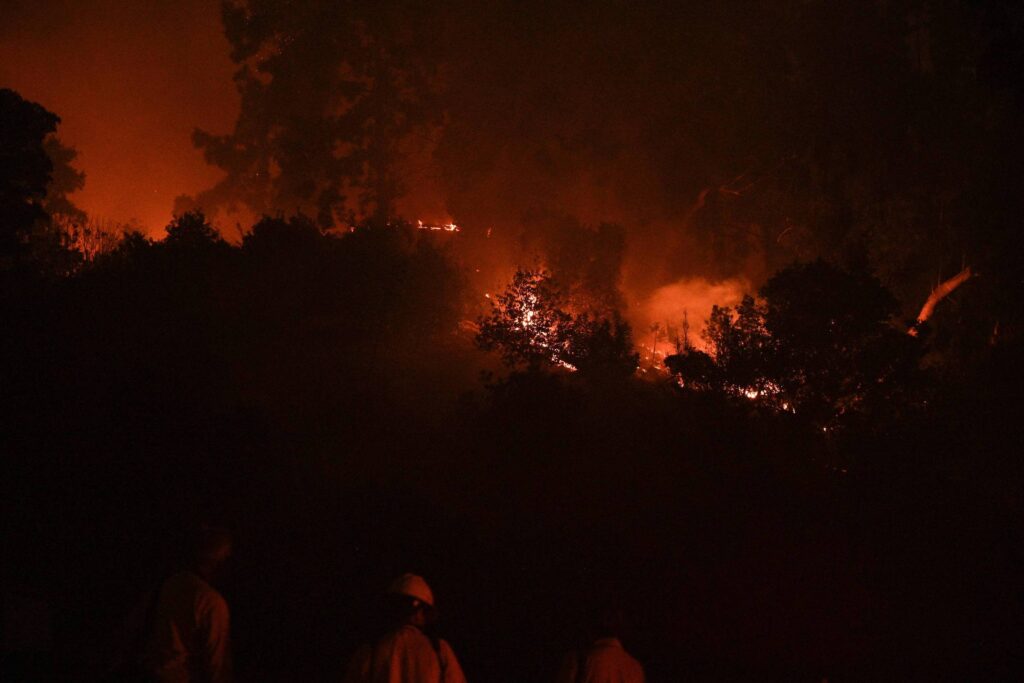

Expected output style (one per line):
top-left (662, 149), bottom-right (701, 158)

top-left (387, 573), bottom-right (435, 607)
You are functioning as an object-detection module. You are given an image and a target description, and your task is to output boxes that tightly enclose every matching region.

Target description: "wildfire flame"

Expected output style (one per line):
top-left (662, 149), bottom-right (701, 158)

top-left (416, 220), bottom-right (460, 232)
top-left (908, 266), bottom-right (972, 336)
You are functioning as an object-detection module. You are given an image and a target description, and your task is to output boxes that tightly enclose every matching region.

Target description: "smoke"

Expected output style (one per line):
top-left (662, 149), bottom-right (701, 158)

top-left (166, 2), bottom-right (813, 292)
top-left (633, 277), bottom-right (750, 352)
top-left (5, 0), bottom-right (978, 329)
top-left (1, 1), bottom-right (824, 311)
top-left (425, 2), bottom-right (817, 335)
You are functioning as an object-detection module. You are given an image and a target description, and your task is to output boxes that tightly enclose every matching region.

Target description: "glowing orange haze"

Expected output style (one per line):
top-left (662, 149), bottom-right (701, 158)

top-left (0, 2), bottom-right (751, 352)
top-left (634, 277), bottom-right (750, 353)
top-left (0, 1), bottom-right (239, 235)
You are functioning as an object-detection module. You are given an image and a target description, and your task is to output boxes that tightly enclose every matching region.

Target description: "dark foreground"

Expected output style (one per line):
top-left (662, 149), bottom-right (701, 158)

top-left (1, 221), bottom-right (1021, 682)
top-left (5, 343), bottom-right (1022, 681)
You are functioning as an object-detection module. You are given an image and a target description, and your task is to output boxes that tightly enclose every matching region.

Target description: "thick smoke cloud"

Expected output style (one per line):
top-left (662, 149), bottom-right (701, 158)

top-left (431, 0), bottom-right (1022, 331)
top-left (640, 277), bottom-right (750, 353)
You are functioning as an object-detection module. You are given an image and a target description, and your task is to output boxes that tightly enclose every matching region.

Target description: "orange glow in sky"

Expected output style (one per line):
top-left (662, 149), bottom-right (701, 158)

top-left (0, 1), bottom-right (239, 235)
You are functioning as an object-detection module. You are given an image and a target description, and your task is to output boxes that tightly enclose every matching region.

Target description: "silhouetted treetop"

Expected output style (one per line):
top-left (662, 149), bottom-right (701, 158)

top-left (42, 135), bottom-right (86, 225)
top-left (0, 88), bottom-right (85, 275)
top-left (0, 88), bottom-right (59, 260)
top-left (164, 210), bottom-right (228, 249)
top-left (242, 214), bottom-right (323, 255)
top-left (477, 269), bottom-right (571, 370)
top-left (477, 268), bottom-right (638, 378)
top-left (182, 1), bottom-right (442, 227)
top-left (666, 260), bottom-right (920, 430)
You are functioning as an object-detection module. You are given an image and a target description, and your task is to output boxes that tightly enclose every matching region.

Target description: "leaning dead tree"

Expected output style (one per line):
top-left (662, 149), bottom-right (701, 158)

top-left (908, 266), bottom-right (973, 336)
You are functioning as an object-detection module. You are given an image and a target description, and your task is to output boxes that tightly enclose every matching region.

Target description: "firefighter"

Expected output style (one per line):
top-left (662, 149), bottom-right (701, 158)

top-left (141, 527), bottom-right (233, 683)
top-left (343, 573), bottom-right (467, 683)
top-left (554, 605), bottom-right (645, 683)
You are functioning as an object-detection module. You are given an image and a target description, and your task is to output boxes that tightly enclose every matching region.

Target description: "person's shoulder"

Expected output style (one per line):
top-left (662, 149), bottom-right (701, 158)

top-left (190, 575), bottom-right (228, 614)
top-left (435, 636), bottom-right (466, 682)
top-left (592, 639), bottom-right (643, 671)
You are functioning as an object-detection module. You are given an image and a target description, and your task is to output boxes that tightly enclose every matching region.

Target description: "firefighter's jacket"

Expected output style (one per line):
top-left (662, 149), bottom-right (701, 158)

top-left (555, 637), bottom-right (645, 683)
top-left (344, 624), bottom-right (467, 683)
top-left (142, 571), bottom-right (232, 683)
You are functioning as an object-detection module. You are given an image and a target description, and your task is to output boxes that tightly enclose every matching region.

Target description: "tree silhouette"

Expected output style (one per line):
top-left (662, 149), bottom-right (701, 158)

top-left (242, 214), bottom-right (323, 255)
top-left (703, 295), bottom-right (774, 395)
top-left (0, 88), bottom-right (83, 275)
top-left (0, 88), bottom-right (59, 264)
top-left (561, 312), bottom-right (638, 379)
top-left (164, 210), bottom-right (226, 249)
top-left (519, 214), bottom-right (628, 315)
top-left (477, 268), bottom-right (638, 377)
top-left (42, 135), bottom-right (86, 225)
top-left (477, 269), bottom-right (571, 370)
top-left (182, 2), bottom-right (442, 227)
top-left (671, 259), bottom-right (919, 427)
top-left (663, 347), bottom-right (718, 392)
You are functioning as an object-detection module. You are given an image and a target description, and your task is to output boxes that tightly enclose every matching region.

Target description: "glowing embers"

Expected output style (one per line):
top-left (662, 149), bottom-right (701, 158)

top-left (476, 269), bottom-right (582, 372)
top-left (515, 290), bottom-right (576, 371)
top-left (636, 344), bottom-right (672, 376)
top-left (341, 219), bottom-right (461, 233)
top-left (725, 381), bottom-right (792, 413)
top-left (416, 220), bottom-right (460, 232)
top-left (736, 381), bottom-right (786, 405)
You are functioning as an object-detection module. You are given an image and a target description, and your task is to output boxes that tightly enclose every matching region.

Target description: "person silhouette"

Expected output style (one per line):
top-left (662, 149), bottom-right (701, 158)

top-left (343, 573), bottom-right (467, 683)
top-left (555, 604), bottom-right (644, 683)
top-left (141, 526), bottom-right (233, 683)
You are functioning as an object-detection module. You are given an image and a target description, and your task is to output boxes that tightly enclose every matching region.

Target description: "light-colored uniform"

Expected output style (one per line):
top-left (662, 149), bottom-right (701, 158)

top-left (344, 624), bottom-right (467, 683)
top-left (555, 637), bottom-right (645, 683)
top-left (142, 571), bottom-right (232, 683)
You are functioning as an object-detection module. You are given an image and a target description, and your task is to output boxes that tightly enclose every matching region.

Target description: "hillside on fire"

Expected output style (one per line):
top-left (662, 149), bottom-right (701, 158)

top-left (3, 1), bottom-right (1023, 681)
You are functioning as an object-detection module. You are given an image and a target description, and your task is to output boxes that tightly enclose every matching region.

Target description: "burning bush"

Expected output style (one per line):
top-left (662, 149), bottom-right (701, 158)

top-left (476, 268), bottom-right (638, 378)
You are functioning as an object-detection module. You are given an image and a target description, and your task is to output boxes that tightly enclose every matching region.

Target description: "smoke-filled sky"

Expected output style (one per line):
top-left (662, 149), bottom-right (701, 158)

top-left (0, 0), bottom-right (237, 232)
top-left (3, 0), bottom-right (1018, 338)
top-left (0, 0), bottom-right (787, 338)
